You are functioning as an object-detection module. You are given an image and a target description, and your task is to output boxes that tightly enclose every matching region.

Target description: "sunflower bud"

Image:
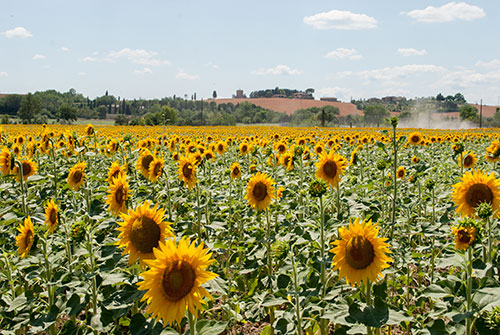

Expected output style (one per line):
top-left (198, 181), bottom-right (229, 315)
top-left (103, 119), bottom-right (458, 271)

top-left (376, 160), bottom-right (387, 171)
top-left (390, 117), bottom-right (399, 128)
top-left (483, 306), bottom-right (500, 331)
top-left (294, 145), bottom-right (304, 157)
top-left (71, 221), bottom-right (86, 243)
top-left (425, 179), bottom-right (435, 190)
top-left (476, 202), bottom-right (493, 220)
top-left (309, 179), bottom-right (327, 197)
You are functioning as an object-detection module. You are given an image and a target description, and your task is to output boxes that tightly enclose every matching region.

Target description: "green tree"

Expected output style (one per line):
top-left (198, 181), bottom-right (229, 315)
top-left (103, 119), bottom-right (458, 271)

top-left (454, 92), bottom-right (466, 104)
top-left (363, 104), bottom-right (389, 126)
top-left (212, 90), bottom-right (217, 99)
top-left (58, 103), bottom-right (78, 123)
top-left (459, 104), bottom-right (478, 121)
top-left (161, 105), bottom-right (178, 125)
top-left (18, 93), bottom-right (41, 124)
top-left (0, 94), bottom-right (23, 115)
top-left (97, 105), bottom-right (108, 119)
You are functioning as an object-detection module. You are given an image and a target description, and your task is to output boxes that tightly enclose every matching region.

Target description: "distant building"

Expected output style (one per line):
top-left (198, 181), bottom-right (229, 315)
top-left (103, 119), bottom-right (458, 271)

top-left (235, 89), bottom-right (244, 98)
top-left (320, 97), bottom-right (338, 102)
top-left (382, 96), bottom-right (404, 103)
top-left (271, 94), bottom-right (287, 98)
top-left (292, 92), bottom-right (313, 99)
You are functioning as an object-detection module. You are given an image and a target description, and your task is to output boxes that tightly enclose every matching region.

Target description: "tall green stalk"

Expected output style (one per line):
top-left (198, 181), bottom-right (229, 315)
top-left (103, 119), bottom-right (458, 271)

top-left (466, 247), bottom-right (473, 335)
top-left (390, 118), bottom-right (398, 239)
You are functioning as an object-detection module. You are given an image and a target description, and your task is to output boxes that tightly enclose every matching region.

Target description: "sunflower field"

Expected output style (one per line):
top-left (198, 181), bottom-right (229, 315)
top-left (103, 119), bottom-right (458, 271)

top-left (2, 121), bottom-right (500, 335)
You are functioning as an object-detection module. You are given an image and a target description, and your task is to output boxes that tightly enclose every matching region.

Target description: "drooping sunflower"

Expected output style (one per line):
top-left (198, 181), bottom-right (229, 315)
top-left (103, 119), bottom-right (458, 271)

top-left (230, 162), bottom-right (241, 179)
top-left (0, 147), bottom-right (12, 175)
top-left (215, 141), bottom-right (227, 155)
top-left (148, 156), bottom-right (164, 183)
top-left (408, 132), bottom-right (423, 145)
top-left (203, 150), bottom-right (215, 162)
top-left (178, 155), bottom-right (197, 189)
top-left (397, 166), bottom-right (406, 179)
top-left (116, 201), bottom-right (174, 266)
top-left (244, 172), bottom-right (275, 211)
top-left (330, 218), bottom-right (392, 286)
top-left (44, 199), bottom-right (59, 234)
top-left (137, 237), bottom-right (218, 325)
top-left (13, 158), bottom-right (37, 182)
top-left (451, 225), bottom-right (477, 250)
top-left (107, 161), bottom-right (126, 184)
top-left (315, 151), bottom-right (348, 188)
top-left (16, 217), bottom-right (35, 259)
top-left (106, 174), bottom-right (131, 215)
top-left (67, 161), bottom-right (87, 191)
top-left (458, 151), bottom-right (477, 169)
top-left (136, 149), bottom-right (155, 178)
top-left (452, 169), bottom-right (500, 218)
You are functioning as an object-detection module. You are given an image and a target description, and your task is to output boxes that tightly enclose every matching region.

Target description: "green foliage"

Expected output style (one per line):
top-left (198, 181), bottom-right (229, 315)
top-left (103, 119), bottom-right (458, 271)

top-left (290, 106), bottom-right (339, 126)
top-left (249, 87), bottom-right (313, 99)
top-left (18, 93), bottom-right (42, 123)
top-left (0, 94), bottom-right (23, 115)
top-left (96, 106), bottom-right (107, 119)
top-left (460, 104), bottom-right (479, 122)
top-left (363, 104), bottom-right (389, 126)
top-left (58, 103), bottom-right (78, 123)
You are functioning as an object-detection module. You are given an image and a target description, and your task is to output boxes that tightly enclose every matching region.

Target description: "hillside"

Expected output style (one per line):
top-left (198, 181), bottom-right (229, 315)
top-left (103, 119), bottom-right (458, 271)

top-left (207, 98), bottom-right (363, 117)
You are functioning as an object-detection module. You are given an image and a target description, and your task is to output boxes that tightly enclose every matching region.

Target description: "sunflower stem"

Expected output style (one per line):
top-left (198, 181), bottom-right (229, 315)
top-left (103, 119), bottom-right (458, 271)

top-left (319, 195), bottom-right (328, 335)
top-left (366, 280), bottom-right (373, 335)
top-left (460, 151), bottom-right (464, 175)
top-left (265, 209), bottom-right (275, 335)
top-left (49, 139), bottom-right (57, 198)
top-left (187, 310), bottom-right (196, 335)
top-left (430, 236), bottom-right (435, 284)
top-left (15, 160), bottom-right (27, 216)
top-left (391, 121), bottom-right (397, 239)
top-left (42, 233), bottom-right (56, 335)
top-left (291, 246), bottom-right (303, 335)
top-left (62, 215), bottom-right (73, 273)
top-left (466, 246), bottom-right (473, 335)
top-left (162, 167), bottom-right (173, 221)
top-left (2, 253), bottom-right (16, 298)
top-left (196, 183), bottom-right (202, 240)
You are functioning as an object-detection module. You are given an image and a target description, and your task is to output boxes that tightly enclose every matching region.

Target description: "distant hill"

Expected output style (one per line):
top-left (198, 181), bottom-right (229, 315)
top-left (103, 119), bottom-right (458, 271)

top-left (207, 98), bottom-right (362, 117)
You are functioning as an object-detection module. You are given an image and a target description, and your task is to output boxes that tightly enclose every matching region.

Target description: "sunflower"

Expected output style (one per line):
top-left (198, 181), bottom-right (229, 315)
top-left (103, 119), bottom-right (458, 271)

top-left (280, 151), bottom-right (294, 171)
top-left (85, 124), bottom-right (94, 136)
top-left (106, 174), bottom-right (130, 215)
top-left (411, 156), bottom-right (420, 164)
top-left (397, 166), bottom-right (406, 179)
top-left (274, 141), bottom-right (287, 155)
top-left (12, 145), bottom-right (21, 157)
top-left (148, 156), bottom-right (164, 183)
top-left (215, 141), bottom-right (226, 155)
top-left (0, 147), bottom-right (12, 175)
top-left (16, 217), bottom-right (35, 259)
top-left (458, 151), bottom-right (477, 169)
top-left (314, 143), bottom-right (325, 156)
top-left (315, 151), bottom-right (348, 188)
top-left (137, 237), bottom-right (218, 325)
top-left (452, 170), bottom-right (500, 218)
top-left (67, 161), bottom-right (87, 191)
top-left (178, 155), bottom-right (197, 189)
top-left (244, 172), bottom-right (275, 211)
top-left (116, 201), bottom-right (174, 266)
top-left (44, 199), bottom-right (59, 233)
top-left (408, 132), bottom-right (423, 145)
top-left (239, 142), bottom-right (250, 156)
top-left (203, 150), bottom-right (215, 162)
top-left (12, 158), bottom-right (37, 182)
top-left (330, 218), bottom-right (392, 286)
top-left (136, 149), bottom-right (155, 178)
top-left (451, 226), bottom-right (476, 250)
top-left (230, 162), bottom-right (241, 179)
top-left (107, 161), bottom-right (126, 184)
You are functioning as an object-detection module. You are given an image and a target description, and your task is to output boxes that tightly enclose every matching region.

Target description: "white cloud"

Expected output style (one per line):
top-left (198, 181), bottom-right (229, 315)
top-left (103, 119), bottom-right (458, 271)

top-left (475, 59), bottom-right (500, 68)
top-left (32, 54), bottom-right (46, 60)
top-left (3, 26), bottom-right (32, 39)
top-left (317, 87), bottom-right (352, 100)
top-left (325, 48), bottom-right (363, 60)
top-left (403, 2), bottom-right (485, 23)
top-left (304, 10), bottom-right (377, 30)
top-left (398, 48), bottom-right (427, 56)
top-left (60, 47), bottom-right (69, 52)
top-left (82, 56), bottom-right (112, 63)
top-left (252, 64), bottom-right (303, 76)
top-left (176, 71), bottom-right (199, 80)
top-left (108, 48), bottom-right (170, 66)
top-left (134, 67), bottom-right (153, 75)
top-left (206, 61), bottom-right (219, 69)
top-left (0, 72), bottom-right (8, 77)
top-left (356, 64), bottom-right (446, 81)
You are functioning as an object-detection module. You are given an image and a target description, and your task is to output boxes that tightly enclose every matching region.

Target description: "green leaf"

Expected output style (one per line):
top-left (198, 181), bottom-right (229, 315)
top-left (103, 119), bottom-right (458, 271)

top-left (101, 272), bottom-right (127, 286)
top-left (473, 287), bottom-right (500, 312)
top-left (347, 297), bottom-right (388, 328)
top-left (261, 294), bottom-right (289, 307)
top-left (66, 293), bottom-right (85, 317)
top-left (196, 319), bottom-right (228, 335)
top-left (277, 274), bottom-right (290, 289)
top-left (422, 284), bottom-right (452, 300)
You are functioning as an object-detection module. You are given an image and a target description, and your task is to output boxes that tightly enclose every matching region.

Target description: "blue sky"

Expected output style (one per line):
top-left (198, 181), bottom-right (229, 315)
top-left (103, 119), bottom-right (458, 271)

top-left (1, 1), bottom-right (499, 105)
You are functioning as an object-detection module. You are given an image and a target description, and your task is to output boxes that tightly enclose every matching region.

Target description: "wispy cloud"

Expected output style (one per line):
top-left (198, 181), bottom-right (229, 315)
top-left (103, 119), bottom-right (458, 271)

top-left (32, 54), bottom-right (46, 60)
top-left (176, 70), bottom-right (199, 80)
top-left (0, 72), bottom-right (8, 77)
top-left (403, 2), bottom-right (485, 23)
top-left (397, 48), bottom-right (427, 56)
top-left (108, 48), bottom-right (170, 66)
top-left (252, 64), bottom-right (303, 75)
top-left (338, 64), bottom-right (446, 82)
top-left (60, 47), bottom-right (69, 52)
top-left (205, 61), bottom-right (219, 69)
top-left (325, 48), bottom-right (362, 60)
top-left (304, 9), bottom-right (377, 30)
top-left (475, 59), bottom-right (500, 68)
top-left (2, 26), bottom-right (32, 39)
top-left (134, 67), bottom-right (153, 75)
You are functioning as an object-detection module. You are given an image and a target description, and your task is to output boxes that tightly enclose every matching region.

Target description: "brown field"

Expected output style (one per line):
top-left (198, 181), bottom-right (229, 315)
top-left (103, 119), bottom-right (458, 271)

top-left (207, 97), bottom-right (363, 116)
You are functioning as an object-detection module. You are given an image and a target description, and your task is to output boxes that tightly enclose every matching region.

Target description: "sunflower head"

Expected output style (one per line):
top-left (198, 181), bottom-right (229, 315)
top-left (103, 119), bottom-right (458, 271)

top-left (116, 201), bottom-right (174, 266)
top-left (451, 218), bottom-right (480, 250)
top-left (411, 156), bottom-right (420, 164)
top-left (137, 237), bottom-right (218, 325)
top-left (68, 161), bottom-right (87, 191)
top-left (107, 161), bottom-right (126, 184)
top-left (0, 147), bottom-right (12, 175)
top-left (230, 162), bottom-right (241, 179)
top-left (244, 172), bottom-right (275, 211)
top-left (106, 174), bottom-right (131, 215)
top-left (452, 170), bottom-right (500, 218)
top-left (396, 166), bottom-right (406, 179)
top-left (85, 124), bottom-right (95, 136)
top-left (330, 218), bottom-right (392, 286)
top-left (13, 158), bottom-right (37, 182)
top-left (136, 150), bottom-right (155, 178)
top-left (309, 179), bottom-right (327, 198)
top-left (148, 156), bottom-right (164, 183)
top-left (315, 151), bottom-right (348, 188)
top-left (408, 132), bottom-right (423, 145)
top-left (44, 199), bottom-right (59, 234)
top-left (16, 217), bottom-right (35, 259)
top-left (459, 151), bottom-right (477, 169)
top-left (178, 155), bottom-right (197, 189)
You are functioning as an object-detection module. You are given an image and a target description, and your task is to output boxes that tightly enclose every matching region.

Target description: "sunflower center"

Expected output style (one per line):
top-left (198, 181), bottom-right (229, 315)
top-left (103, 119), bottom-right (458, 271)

top-left (233, 166), bottom-right (240, 176)
top-left (72, 170), bottom-right (83, 183)
top-left (465, 183), bottom-right (493, 208)
top-left (162, 260), bottom-right (196, 302)
top-left (218, 144), bottom-right (223, 151)
top-left (183, 163), bottom-right (193, 178)
top-left (278, 144), bottom-right (285, 153)
top-left (345, 235), bottom-right (375, 270)
top-left (464, 155), bottom-right (473, 166)
top-left (141, 155), bottom-right (154, 170)
top-left (49, 208), bottom-right (57, 224)
top-left (457, 229), bottom-right (471, 244)
top-left (129, 216), bottom-right (161, 254)
top-left (115, 186), bottom-right (125, 205)
top-left (25, 229), bottom-right (33, 247)
top-left (411, 135), bottom-right (420, 143)
top-left (252, 182), bottom-right (268, 201)
top-left (22, 162), bottom-right (31, 176)
top-left (242, 145), bottom-right (248, 152)
top-left (111, 170), bottom-right (120, 180)
top-left (323, 161), bottom-right (337, 178)
top-left (153, 163), bottom-right (161, 176)
top-left (398, 170), bottom-right (405, 178)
